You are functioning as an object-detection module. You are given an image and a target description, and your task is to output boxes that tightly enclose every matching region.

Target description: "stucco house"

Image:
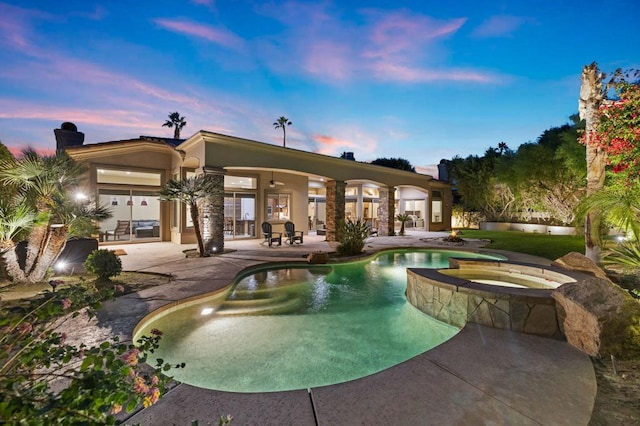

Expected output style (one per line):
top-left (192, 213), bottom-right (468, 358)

top-left (57, 124), bottom-right (452, 246)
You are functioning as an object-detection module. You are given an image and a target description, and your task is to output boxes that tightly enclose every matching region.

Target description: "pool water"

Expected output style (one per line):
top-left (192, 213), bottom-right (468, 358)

top-left (134, 249), bottom-right (500, 392)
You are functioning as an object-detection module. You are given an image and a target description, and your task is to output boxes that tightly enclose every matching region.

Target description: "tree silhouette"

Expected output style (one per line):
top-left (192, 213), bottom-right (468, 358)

top-left (273, 116), bottom-right (292, 147)
top-left (162, 112), bottom-right (187, 139)
top-left (370, 157), bottom-right (416, 172)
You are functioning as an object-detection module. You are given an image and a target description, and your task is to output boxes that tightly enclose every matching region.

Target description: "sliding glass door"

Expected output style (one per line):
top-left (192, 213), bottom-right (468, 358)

top-left (224, 192), bottom-right (256, 239)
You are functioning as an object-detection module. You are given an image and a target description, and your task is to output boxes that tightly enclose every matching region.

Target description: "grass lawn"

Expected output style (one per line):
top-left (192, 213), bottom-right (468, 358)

top-left (459, 229), bottom-right (585, 260)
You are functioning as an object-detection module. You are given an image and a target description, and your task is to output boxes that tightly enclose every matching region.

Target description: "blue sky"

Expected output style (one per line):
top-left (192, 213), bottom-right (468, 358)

top-left (1, 1), bottom-right (638, 176)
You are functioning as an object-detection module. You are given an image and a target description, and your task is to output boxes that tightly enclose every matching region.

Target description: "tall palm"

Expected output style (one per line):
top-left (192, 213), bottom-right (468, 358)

top-left (163, 112), bottom-right (187, 139)
top-left (0, 150), bottom-right (110, 283)
top-left (159, 176), bottom-right (220, 257)
top-left (579, 63), bottom-right (606, 262)
top-left (273, 116), bottom-right (292, 147)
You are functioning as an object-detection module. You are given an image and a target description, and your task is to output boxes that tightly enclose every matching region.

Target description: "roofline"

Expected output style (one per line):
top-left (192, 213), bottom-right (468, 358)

top-left (180, 130), bottom-right (435, 181)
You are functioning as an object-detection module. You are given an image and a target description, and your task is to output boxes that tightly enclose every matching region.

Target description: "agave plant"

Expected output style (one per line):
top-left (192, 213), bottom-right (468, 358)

top-left (603, 241), bottom-right (640, 270)
top-left (337, 219), bottom-right (370, 256)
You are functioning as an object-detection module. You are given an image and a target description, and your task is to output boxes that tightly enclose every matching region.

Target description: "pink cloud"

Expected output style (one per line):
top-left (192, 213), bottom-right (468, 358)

top-left (472, 15), bottom-right (528, 38)
top-left (364, 12), bottom-right (466, 60)
top-left (258, 6), bottom-right (498, 85)
top-left (312, 134), bottom-right (359, 155)
top-left (303, 41), bottom-right (354, 80)
top-left (0, 3), bottom-right (50, 50)
top-left (371, 62), bottom-right (495, 83)
top-left (153, 18), bottom-right (244, 50)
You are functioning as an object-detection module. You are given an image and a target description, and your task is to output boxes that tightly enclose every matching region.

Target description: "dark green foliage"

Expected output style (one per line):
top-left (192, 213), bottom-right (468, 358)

top-left (0, 140), bottom-right (14, 164)
top-left (337, 219), bottom-right (370, 256)
top-left (447, 117), bottom-right (586, 225)
top-left (84, 249), bottom-right (122, 280)
top-left (370, 157), bottom-right (416, 172)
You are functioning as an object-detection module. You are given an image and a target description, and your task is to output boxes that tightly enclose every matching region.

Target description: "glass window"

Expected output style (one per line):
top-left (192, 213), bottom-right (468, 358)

top-left (267, 193), bottom-right (290, 220)
top-left (97, 169), bottom-right (161, 186)
top-left (225, 176), bottom-right (257, 189)
top-left (432, 200), bottom-right (442, 223)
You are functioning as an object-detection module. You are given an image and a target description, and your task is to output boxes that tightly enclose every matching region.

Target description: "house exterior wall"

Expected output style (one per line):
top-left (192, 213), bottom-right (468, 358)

top-left (66, 131), bottom-right (453, 245)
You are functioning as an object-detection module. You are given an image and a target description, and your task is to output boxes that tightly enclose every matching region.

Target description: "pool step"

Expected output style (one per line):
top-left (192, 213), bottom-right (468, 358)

top-left (229, 281), bottom-right (309, 299)
top-left (216, 294), bottom-right (303, 316)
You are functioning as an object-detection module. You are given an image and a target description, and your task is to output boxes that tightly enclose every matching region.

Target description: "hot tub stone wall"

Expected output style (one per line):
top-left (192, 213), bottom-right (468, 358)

top-left (407, 269), bottom-right (562, 338)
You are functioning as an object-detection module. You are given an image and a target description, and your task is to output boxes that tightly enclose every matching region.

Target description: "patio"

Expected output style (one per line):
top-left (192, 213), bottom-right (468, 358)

top-left (80, 231), bottom-right (595, 425)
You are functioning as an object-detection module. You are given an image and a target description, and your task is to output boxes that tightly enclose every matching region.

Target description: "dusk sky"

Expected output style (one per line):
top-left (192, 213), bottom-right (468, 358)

top-left (1, 1), bottom-right (638, 176)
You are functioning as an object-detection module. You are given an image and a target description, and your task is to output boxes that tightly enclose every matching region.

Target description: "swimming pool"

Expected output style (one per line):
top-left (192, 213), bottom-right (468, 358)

top-left (134, 249), bottom-right (502, 393)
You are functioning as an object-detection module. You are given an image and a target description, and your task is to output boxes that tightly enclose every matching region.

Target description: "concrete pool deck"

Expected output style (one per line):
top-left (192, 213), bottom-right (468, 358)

top-left (89, 231), bottom-right (595, 425)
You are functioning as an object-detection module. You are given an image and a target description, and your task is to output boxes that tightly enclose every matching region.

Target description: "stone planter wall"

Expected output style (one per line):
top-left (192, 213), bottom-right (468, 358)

top-left (406, 268), bottom-right (562, 337)
top-left (479, 222), bottom-right (577, 235)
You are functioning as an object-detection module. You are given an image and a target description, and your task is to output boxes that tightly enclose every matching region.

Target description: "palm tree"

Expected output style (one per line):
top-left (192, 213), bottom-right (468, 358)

top-left (162, 112), bottom-right (187, 139)
top-left (273, 116), bottom-right (292, 147)
top-left (0, 150), bottom-right (110, 283)
top-left (159, 175), bottom-right (220, 257)
top-left (396, 213), bottom-right (411, 236)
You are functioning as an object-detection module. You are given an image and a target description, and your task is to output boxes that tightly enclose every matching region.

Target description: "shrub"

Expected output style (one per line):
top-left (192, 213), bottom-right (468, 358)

top-left (0, 282), bottom-right (183, 424)
top-left (84, 249), bottom-right (122, 280)
top-left (337, 219), bottom-right (369, 256)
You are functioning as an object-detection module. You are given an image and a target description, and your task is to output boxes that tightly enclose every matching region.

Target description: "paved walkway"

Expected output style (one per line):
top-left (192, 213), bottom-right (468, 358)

top-left (84, 231), bottom-right (595, 425)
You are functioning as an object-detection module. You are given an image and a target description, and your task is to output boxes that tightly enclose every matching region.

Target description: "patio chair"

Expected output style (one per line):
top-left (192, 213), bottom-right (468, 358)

top-left (261, 222), bottom-right (282, 247)
top-left (284, 221), bottom-right (303, 245)
top-left (104, 220), bottom-right (130, 241)
top-left (366, 220), bottom-right (378, 237)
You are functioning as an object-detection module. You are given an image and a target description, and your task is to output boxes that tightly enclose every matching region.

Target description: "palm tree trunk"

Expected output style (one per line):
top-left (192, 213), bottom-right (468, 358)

top-left (26, 226), bottom-right (68, 283)
top-left (1, 243), bottom-right (27, 282)
top-left (579, 63), bottom-right (606, 263)
top-left (189, 201), bottom-right (206, 256)
top-left (283, 128), bottom-right (286, 147)
top-left (24, 223), bottom-right (49, 274)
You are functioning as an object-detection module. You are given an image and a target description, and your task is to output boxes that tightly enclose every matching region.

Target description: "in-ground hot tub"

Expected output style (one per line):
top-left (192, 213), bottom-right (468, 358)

top-left (406, 258), bottom-right (580, 337)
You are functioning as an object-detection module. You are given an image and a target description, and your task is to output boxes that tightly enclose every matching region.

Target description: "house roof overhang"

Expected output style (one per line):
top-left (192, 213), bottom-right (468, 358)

top-left (178, 131), bottom-right (445, 191)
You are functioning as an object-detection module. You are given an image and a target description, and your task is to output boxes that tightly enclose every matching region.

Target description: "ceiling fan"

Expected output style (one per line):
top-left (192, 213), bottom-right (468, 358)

top-left (269, 171), bottom-right (285, 188)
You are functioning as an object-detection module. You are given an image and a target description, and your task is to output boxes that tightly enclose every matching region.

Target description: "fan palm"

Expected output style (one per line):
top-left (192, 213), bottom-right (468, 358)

top-left (396, 213), bottom-right (411, 236)
top-left (273, 116), bottom-right (292, 147)
top-left (0, 150), bottom-right (111, 283)
top-left (162, 112), bottom-right (187, 139)
top-left (159, 175), bottom-right (221, 257)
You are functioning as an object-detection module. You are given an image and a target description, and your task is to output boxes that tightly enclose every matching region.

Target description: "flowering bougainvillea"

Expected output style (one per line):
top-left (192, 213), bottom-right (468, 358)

top-left (590, 83), bottom-right (640, 187)
top-left (0, 281), bottom-right (184, 424)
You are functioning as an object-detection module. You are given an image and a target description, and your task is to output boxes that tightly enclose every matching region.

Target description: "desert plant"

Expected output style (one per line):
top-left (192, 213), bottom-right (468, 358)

top-left (84, 249), bottom-right (122, 280)
top-left (603, 241), bottom-right (640, 270)
top-left (337, 219), bottom-right (369, 256)
top-left (396, 213), bottom-right (411, 236)
top-left (0, 282), bottom-right (182, 424)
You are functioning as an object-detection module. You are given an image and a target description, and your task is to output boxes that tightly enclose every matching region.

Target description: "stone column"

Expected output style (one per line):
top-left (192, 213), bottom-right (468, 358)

top-left (326, 180), bottom-right (345, 242)
top-left (356, 184), bottom-right (363, 219)
top-left (201, 166), bottom-right (226, 255)
top-left (378, 186), bottom-right (395, 236)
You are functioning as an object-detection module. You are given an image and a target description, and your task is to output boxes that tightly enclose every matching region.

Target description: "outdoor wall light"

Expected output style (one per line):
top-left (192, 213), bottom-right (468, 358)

top-left (201, 307), bottom-right (214, 315)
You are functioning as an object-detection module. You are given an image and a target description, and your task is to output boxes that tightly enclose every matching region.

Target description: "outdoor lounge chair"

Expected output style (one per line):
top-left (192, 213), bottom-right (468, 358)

top-left (366, 220), bottom-right (378, 237)
top-left (261, 222), bottom-right (282, 247)
top-left (284, 221), bottom-right (303, 245)
top-left (104, 220), bottom-right (130, 241)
